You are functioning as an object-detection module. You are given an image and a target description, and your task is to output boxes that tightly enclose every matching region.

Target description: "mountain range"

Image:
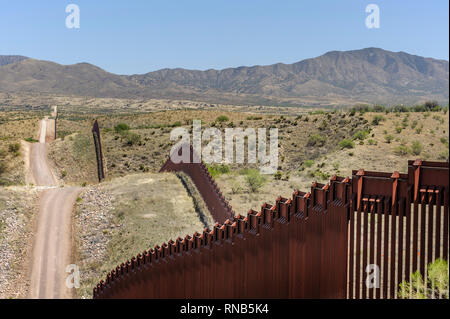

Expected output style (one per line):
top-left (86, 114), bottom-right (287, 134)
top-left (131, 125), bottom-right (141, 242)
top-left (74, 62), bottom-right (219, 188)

top-left (0, 48), bottom-right (448, 107)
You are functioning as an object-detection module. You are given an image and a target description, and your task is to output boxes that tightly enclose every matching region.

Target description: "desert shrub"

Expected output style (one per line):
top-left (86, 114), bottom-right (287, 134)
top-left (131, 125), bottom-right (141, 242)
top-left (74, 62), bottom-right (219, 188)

top-left (310, 169), bottom-right (330, 181)
top-left (246, 116), bottom-right (262, 120)
top-left (410, 141), bottom-right (423, 155)
top-left (171, 121), bottom-right (182, 127)
top-left (402, 118), bottom-right (409, 128)
top-left (303, 160), bottom-right (314, 168)
top-left (231, 180), bottom-right (243, 194)
top-left (440, 137), bottom-right (448, 145)
top-left (349, 104), bottom-right (370, 114)
top-left (353, 130), bottom-right (369, 141)
top-left (318, 120), bottom-right (328, 131)
top-left (392, 105), bottom-right (410, 113)
top-left (307, 134), bottom-right (326, 147)
top-left (424, 100), bottom-right (441, 112)
top-left (207, 164), bottom-right (230, 177)
top-left (0, 161), bottom-right (7, 175)
top-left (8, 143), bottom-right (20, 153)
top-left (398, 259), bottom-right (448, 299)
top-left (439, 149), bottom-right (449, 160)
top-left (372, 105), bottom-right (386, 113)
top-left (114, 123), bottom-right (130, 133)
top-left (216, 115), bottom-right (229, 123)
top-left (123, 131), bottom-right (142, 146)
top-left (394, 145), bottom-right (409, 156)
top-left (274, 171), bottom-right (282, 180)
top-left (367, 139), bottom-right (376, 145)
top-left (24, 137), bottom-right (39, 143)
top-left (415, 125), bottom-right (423, 134)
top-left (395, 127), bottom-right (403, 134)
top-left (246, 170), bottom-right (267, 193)
top-left (410, 120), bottom-right (418, 129)
top-left (385, 135), bottom-right (394, 143)
top-left (372, 115), bottom-right (385, 125)
top-left (339, 139), bottom-right (355, 149)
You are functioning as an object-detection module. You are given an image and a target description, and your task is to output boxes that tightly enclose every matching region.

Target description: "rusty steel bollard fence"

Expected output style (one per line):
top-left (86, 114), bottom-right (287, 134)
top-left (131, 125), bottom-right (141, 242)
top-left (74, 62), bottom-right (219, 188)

top-left (93, 160), bottom-right (449, 299)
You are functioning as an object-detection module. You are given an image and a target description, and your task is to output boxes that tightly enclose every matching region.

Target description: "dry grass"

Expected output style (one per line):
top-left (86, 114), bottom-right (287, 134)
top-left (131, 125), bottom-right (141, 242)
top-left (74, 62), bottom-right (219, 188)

top-left (47, 105), bottom-right (448, 215)
top-left (74, 172), bottom-right (212, 298)
top-left (0, 187), bottom-right (38, 298)
top-left (48, 108), bottom-right (367, 183)
top-left (0, 111), bottom-right (42, 185)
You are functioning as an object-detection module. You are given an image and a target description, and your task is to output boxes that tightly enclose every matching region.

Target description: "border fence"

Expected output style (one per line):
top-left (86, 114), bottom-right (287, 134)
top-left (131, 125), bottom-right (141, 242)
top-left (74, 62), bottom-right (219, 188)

top-left (92, 120), bottom-right (105, 182)
top-left (160, 143), bottom-right (235, 223)
top-left (93, 159), bottom-right (448, 299)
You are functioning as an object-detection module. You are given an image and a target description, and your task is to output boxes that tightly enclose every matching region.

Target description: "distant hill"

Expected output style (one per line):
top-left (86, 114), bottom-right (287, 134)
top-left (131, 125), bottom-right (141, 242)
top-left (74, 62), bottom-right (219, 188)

top-left (0, 55), bottom-right (28, 66)
top-left (0, 48), bottom-right (448, 106)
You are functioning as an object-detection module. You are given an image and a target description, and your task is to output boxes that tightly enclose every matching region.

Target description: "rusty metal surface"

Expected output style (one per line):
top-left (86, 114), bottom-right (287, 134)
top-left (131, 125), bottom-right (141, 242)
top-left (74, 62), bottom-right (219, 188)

top-left (93, 160), bottom-right (449, 299)
top-left (160, 143), bottom-right (235, 223)
top-left (92, 120), bottom-right (105, 182)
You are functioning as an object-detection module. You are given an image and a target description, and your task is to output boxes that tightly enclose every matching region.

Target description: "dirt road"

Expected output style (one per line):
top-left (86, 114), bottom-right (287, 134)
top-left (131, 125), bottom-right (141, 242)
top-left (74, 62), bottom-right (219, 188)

top-left (29, 111), bottom-right (81, 299)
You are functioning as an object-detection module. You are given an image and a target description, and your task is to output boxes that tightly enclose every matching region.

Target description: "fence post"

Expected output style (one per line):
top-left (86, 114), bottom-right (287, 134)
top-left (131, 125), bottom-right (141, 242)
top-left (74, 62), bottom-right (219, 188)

top-left (92, 120), bottom-right (105, 182)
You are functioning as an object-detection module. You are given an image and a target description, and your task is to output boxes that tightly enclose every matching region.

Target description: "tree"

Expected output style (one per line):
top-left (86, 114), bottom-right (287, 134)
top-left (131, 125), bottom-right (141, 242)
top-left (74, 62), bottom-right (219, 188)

top-left (399, 259), bottom-right (449, 299)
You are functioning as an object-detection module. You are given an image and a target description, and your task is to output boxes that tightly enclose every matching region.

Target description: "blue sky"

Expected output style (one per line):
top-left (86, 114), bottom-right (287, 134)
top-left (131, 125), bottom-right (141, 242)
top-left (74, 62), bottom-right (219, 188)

top-left (0, 1), bottom-right (448, 74)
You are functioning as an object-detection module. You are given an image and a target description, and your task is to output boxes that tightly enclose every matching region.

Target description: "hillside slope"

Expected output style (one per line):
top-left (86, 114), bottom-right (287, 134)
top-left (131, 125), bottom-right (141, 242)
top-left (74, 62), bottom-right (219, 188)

top-left (0, 48), bottom-right (448, 106)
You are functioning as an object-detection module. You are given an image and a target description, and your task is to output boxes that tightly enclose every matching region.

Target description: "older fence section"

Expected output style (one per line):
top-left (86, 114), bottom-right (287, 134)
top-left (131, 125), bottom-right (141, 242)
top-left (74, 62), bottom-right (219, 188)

top-left (92, 120), bottom-right (105, 182)
top-left (160, 144), bottom-right (235, 223)
top-left (93, 160), bottom-right (448, 299)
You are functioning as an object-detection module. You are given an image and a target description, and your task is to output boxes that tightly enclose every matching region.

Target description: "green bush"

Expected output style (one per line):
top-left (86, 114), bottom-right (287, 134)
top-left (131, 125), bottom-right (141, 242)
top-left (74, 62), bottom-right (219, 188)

top-left (372, 115), bottom-right (385, 125)
top-left (303, 160), bottom-right (314, 168)
top-left (353, 130), bottom-right (369, 141)
top-left (439, 149), bottom-right (449, 160)
top-left (246, 116), bottom-right (262, 120)
top-left (394, 145), bottom-right (409, 156)
top-left (385, 135), bottom-right (394, 143)
top-left (24, 137), bottom-right (39, 143)
top-left (207, 164), bottom-right (230, 178)
top-left (231, 180), bottom-right (243, 194)
top-left (123, 132), bottom-right (142, 146)
top-left (410, 141), bottom-right (423, 155)
top-left (8, 143), bottom-right (20, 153)
top-left (246, 170), bottom-right (267, 193)
top-left (114, 123), bottom-right (130, 133)
top-left (216, 115), bottom-right (229, 123)
top-left (339, 139), bottom-right (355, 149)
top-left (424, 100), bottom-right (441, 111)
top-left (398, 259), bottom-right (448, 299)
top-left (310, 169), bottom-right (330, 181)
top-left (307, 134), bottom-right (326, 147)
